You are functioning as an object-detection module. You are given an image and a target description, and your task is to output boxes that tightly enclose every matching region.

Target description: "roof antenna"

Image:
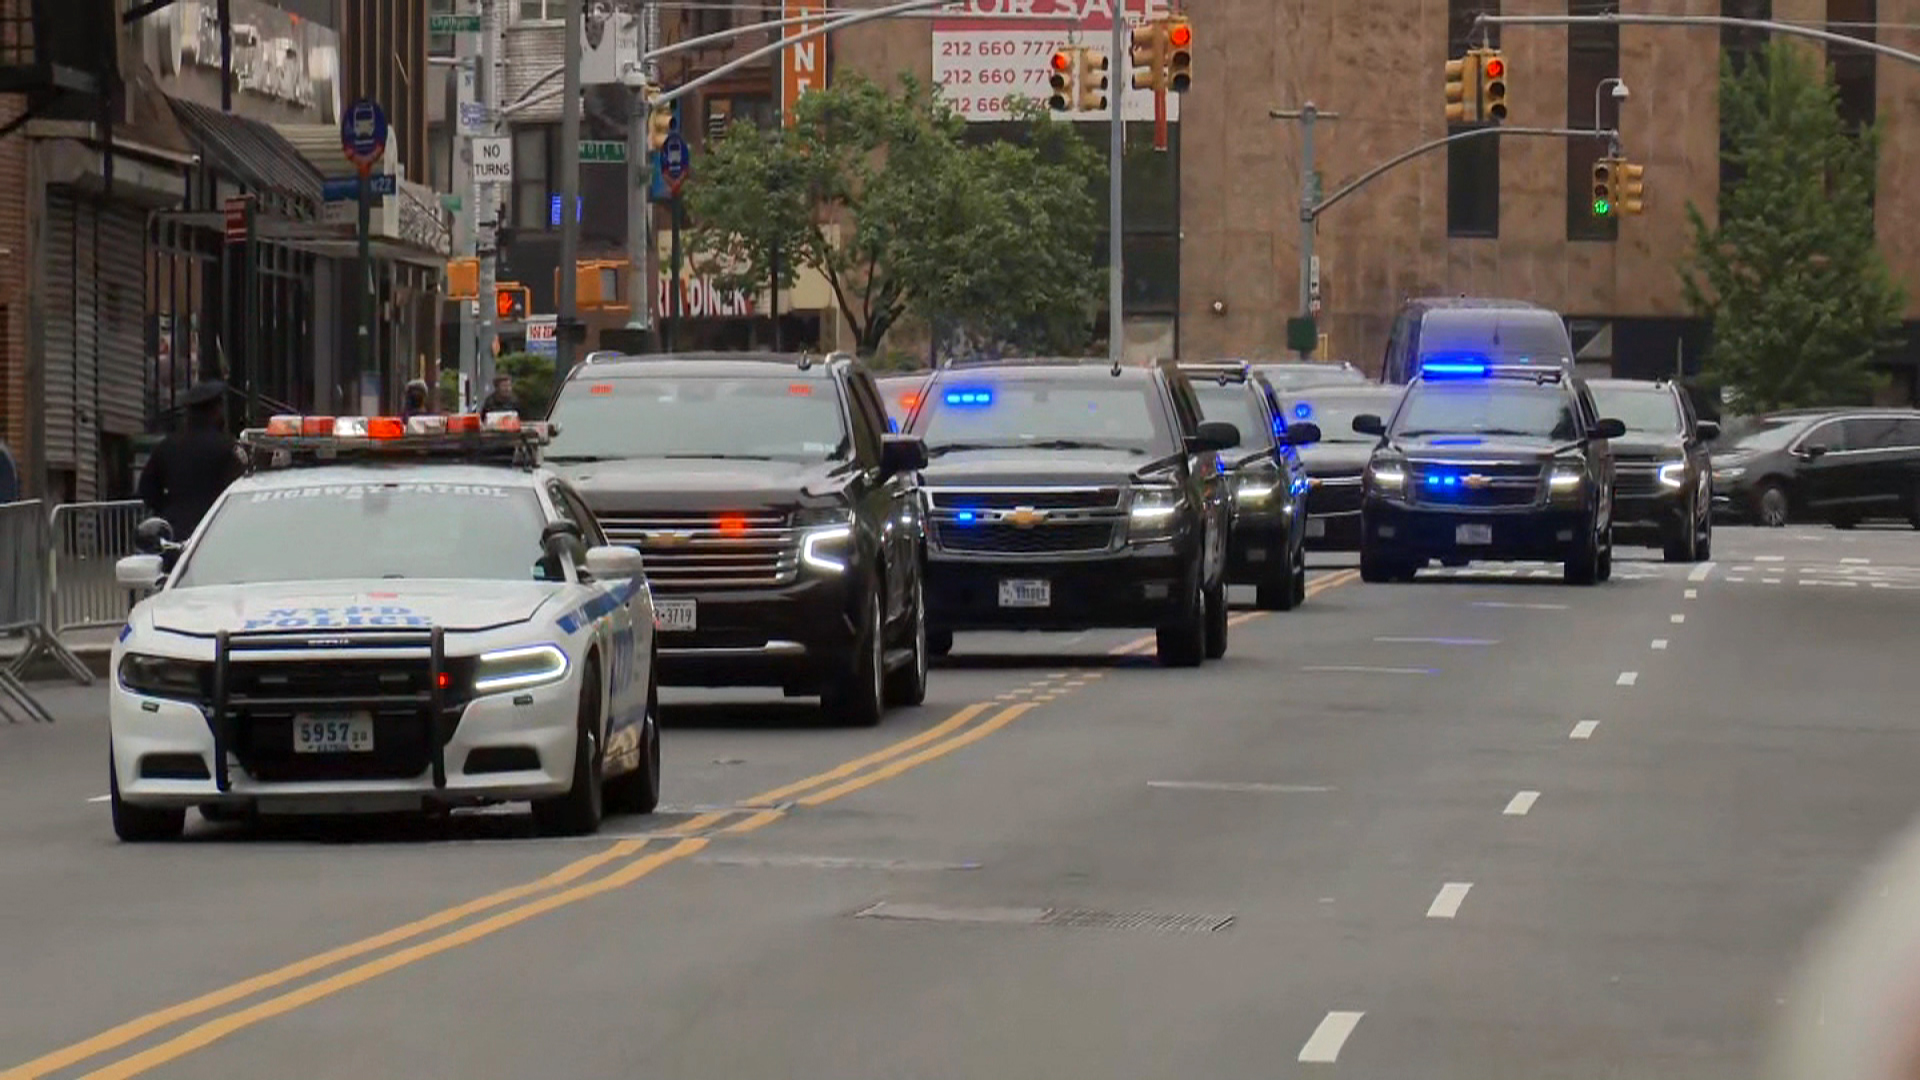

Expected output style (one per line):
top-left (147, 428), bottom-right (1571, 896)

top-left (797, 351), bottom-right (813, 371)
top-left (1109, 355), bottom-right (1122, 377)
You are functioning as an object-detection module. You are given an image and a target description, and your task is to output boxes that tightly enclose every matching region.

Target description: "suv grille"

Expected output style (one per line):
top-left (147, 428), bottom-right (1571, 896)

top-left (1613, 462), bottom-right (1663, 496)
top-left (924, 488), bottom-right (1125, 558)
top-left (597, 510), bottom-right (798, 589)
top-left (1407, 462), bottom-right (1543, 508)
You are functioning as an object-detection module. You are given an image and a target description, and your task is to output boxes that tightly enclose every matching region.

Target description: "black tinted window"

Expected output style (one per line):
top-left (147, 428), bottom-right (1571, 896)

top-left (1591, 386), bottom-right (1683, 434)
top-left (547, 375), bottom-right (848, 462)
top-left (1192, 383), bottom-right (1270, 448)
top-left (1893, 418), bottom-right (1920, 447)
top-left (1283, 392), bottom-right (1400, 444)
top-left (1394, 382), bottom-right (1579, 441)
top-left (914, 378), bottom-right (1174, 456)
top-left (1841, 417), bottom-right (1899, 450)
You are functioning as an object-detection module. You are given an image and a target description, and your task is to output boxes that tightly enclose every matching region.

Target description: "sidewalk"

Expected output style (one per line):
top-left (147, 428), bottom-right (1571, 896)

top-left (1, 626), bottom-right (118, 683)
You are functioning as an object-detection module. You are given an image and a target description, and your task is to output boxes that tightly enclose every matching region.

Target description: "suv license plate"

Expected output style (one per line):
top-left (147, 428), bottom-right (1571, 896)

top-left (1456, 523), bottom-right (1494, 546)
top-left (654, 598), bottom-right (697, 632)
top-left (293, 713), bottom-right (374, 754)
top-left (998, 579), bottom-right (1051, 608)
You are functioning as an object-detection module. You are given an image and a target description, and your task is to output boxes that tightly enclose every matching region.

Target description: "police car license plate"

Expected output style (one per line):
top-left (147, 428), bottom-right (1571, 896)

top-left (654, 598), bottom-right (697, 632)
top-left (1456, 523), bottom-right (1494, 546)
top-left (998, 579), bottom-right (1050, 608)
top-left (1305, 518), bottom-right (1327, 538)
top-left (293, 712), bottom-right (374, 754)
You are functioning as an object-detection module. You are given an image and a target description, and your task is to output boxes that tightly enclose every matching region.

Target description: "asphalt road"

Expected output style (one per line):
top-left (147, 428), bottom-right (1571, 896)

top-left (2, 524), bottom-right (1917, 1079)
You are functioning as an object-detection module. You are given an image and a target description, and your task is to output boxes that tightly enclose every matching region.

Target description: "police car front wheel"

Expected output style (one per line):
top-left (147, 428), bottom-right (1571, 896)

top-left (110, 756), bottom-right (185, 842)
top-left (532, 660), bottom-right (605, 836)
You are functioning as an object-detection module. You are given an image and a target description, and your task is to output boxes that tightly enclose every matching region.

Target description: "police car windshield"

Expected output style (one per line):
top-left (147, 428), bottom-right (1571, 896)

top-left (1284, 392), bottom-right (1395, 444)
top-left (546, 375), bottom-right (848, 462)
top-left (913, 379), bottom-right (1173, 456)
top-left (1192, 383), bottom-right (1269, 448)
top-left (1394, 381), bottom-right (1578, 441)
top-left (1591, 385), bottom-right (1682, 434)
top-left (173, 481), bottom-right (550, 587)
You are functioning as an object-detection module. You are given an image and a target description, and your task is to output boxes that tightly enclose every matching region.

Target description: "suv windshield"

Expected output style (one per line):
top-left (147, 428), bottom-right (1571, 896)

top-left (1591, 386), bottom-right (1682, 434)
top-left (175, 480), bottom-right (551, 587)
top-left (547, 375), bottom-right (848, 461)
top-left (914, 378), bottom-right (1173, 456)
top-left (1191, 382), bottom-right (1269, 448)
top-left (1282, 391), bottom-right (1396, 444)
top-left (1393, 381), bottom-right (1579, 441)
top-left (1417, 311), bottom-right (1572, 365)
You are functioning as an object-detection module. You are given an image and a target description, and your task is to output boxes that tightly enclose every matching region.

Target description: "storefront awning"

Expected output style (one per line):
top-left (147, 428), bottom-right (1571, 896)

top-left (166, 97), bottom-right (322, 212)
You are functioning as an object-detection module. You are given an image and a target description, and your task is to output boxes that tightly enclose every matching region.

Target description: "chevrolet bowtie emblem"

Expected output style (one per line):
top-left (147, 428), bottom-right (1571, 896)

top-left (1462, 474), bottom-right (1493, 490)
top-left (647, 531), bottom-right (694, 546)
top-left (1006, 507), bottom-right (1048, 528)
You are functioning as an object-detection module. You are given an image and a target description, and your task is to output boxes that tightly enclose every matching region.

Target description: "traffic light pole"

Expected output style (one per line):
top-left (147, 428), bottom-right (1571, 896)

top-left (1107, 6), bottom-right (1124, 369)
top-left (474, 0), bottom-right (501, 394)
top-left (1309, 125), bottom-right (1615, 222)
top-left (1269, 103), bottom-right (1337, 358)
top-left (625, 6), bottom-right (654, 337)
top-left (556, 0), bottom-right (584, 376)
top-left (1473, 13), bottom-right (1920, 69)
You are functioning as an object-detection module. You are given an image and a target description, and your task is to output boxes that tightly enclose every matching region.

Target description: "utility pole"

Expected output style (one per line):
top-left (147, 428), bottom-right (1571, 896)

top-left (1106, 6), bottom-right (1124, 368)
top-left (475, 0), bottom-right (502, 393)
top-left (625, 5), bottom-right (655, 341)
top-left (1269, 102), bottom-right (1338, 359)
top-left (557, 0), bottom-right (584, 376)
top-left (453, 0), bottom-right (479, 406)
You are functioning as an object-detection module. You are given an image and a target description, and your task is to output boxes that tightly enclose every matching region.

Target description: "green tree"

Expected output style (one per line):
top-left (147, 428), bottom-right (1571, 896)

top-left (496, 352), bottom-right (557, 417)
top-left (688, 76), bottom-right (1104, 357)
top-left (1680, 38), bottom-right (1904, 412)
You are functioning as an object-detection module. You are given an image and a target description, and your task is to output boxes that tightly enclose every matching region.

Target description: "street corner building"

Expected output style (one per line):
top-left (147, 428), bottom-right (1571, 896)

top-left (836, 0), bottom-right (1920, 401)
top-left (0, 0), bottom-right (454, 503)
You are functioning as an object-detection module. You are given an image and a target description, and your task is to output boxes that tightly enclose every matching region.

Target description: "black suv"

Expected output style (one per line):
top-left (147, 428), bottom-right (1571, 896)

top-left (1353, 362), bottom-right (1626, 585)
top-left (1712, 409), bottom-right (1920, 528)
top-left (543, 352), bottom-right (931, 726)
top-left (1587, 378), bottom-right (1715, 561)
top-left (1179, 361), bottom-right (1319, 610)
top-left (905, 358), bottom-right (1239, 666)
top-left (1272, 383), bottom-right (1408, 551)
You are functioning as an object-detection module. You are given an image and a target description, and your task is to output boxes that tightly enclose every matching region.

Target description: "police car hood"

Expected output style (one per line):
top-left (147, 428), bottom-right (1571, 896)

top-left (146, 581), bottom-right (563, 637)
top-left (1393, 433), bottom-right (1563, 461)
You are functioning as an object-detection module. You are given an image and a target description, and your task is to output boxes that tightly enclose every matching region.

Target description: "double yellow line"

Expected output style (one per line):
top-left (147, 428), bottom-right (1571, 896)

top-left (15, 569), bottom-right (1357, 1079)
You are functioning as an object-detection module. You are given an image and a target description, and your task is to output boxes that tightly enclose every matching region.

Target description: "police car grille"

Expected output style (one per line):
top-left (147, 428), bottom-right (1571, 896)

top-left (925, 488), bottom-right (1123, 512)
top-left (934, 522), bottom-right (1117, 555)
top-left (223, 658), bottom-right (470, 783)
top-left (597, 510), bottom-right (798, 589)
top-left (1408, 462), bottom-right (1544, 508)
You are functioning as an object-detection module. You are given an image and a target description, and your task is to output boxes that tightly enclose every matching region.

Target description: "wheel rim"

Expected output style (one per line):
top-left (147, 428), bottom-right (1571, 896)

top-left (1761, 488), bottom-right (1788, 526)
top-left (911, 581), bottom-right (928, 686)
top-left (869, 600), bottom-right (884, 708)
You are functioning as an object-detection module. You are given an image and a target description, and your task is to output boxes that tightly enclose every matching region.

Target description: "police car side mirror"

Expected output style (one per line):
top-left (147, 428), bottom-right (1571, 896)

top-left (1281, 421), bottom-right (1322, 447)
top-left (116, 554), bottom-right (165, 590)
top-left (584, 545), bottom-right (645, 580)
top-left (1352, 414), bottom-right (1386, 437)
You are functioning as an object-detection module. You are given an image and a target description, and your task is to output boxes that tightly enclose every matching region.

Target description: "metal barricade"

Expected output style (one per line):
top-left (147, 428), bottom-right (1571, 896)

top-left (0, 500), bottom-right (58, 722)
top-left (48, 500), bottom-right (149, 640)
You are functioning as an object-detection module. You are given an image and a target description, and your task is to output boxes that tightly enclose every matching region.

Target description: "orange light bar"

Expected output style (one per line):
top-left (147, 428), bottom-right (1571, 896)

top-left (484, 411), bottom-right (522, 432)
top-left (301, 417), bottom-right (335, 436)
top-left (716, 514), bottom-right (748, 535)
top-left (366, 417), bottom-right (404, 439)
top-left (1168, 22), bottom-right (1191, 47)
top-left (445, 413), bottom-right (481, 433)
top-left (900, 393), bottom-right (920, 411)
top-left (265, 415), bottom-right (303, 435)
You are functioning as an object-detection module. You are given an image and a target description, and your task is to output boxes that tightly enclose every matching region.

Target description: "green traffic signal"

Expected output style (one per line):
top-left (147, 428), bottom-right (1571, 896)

top-left (1592, 198), bottom-right (1612, 216)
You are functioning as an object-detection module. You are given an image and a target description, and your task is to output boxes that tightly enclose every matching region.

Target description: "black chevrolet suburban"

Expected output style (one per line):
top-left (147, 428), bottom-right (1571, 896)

top-left (905, 358), bottom-right (1239, 667)
top-left (1354, 361), bottom-right (1625, 585)
top-left (1586, 378), bottom-right (1715, 561)
top-left (543, 352), bottom-right (930, 726)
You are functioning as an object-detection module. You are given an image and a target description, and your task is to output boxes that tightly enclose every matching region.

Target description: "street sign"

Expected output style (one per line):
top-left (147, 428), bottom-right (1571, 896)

top-left (579, 140), bottom-right (627, 164)
top-left (223, 196), bottom-right (252, 245)
top-left (322, 174), bottom-right (396, 201)
top-left (428, 12), bottom-right (481, 32)
top-left (526, 315), bottom-right (558, 357)
top-left (660, 132), bottom-right (691, 195)
top-left (341, 98), bottom-right (389, 175)
top-left (472, 135), bottom-right (513, 182)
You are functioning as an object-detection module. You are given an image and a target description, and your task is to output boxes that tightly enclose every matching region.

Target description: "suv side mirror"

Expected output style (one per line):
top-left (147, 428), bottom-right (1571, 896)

top-left (1187, 421), bottom-right (1241, 453)
top-left (1592, 418), bottom-right (1628, 440)
top-left (1801, 443), bottom-right (1829, 459)
top-left (584, 545), bottom-right (645, 580)
top-left (1695, 419), bottom-right (1720, 442)
top-left (1352, 414), bottom-right (1386, 437)
top-left (1279, 421), bottom-right (1322, 447)
top-left (879, 434), bottom-right (929, 476)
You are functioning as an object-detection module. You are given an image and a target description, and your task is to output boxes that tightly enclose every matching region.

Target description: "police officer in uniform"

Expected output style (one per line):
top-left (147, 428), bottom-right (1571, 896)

top-left (137, 380), bottom-right (243, 540)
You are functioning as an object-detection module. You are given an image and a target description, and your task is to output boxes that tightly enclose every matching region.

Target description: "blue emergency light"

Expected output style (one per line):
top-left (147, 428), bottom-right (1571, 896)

top-left (944, 389), bottom-right (993, 406)
top-left (1293, 402), bottom-right (1314, 420)
top-left (1420, 360), bottom-right (1490, 378)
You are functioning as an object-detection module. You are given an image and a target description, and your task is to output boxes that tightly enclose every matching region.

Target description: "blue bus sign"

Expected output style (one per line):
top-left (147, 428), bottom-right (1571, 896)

top-left (341, 99), bottom-right (389, 175)
top-left (660, 132), bottom-right (691, 194)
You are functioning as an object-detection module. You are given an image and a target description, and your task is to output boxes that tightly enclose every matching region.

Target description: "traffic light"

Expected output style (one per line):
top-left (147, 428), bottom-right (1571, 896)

top-left (495, 283), bottom-right (529, 321)
top-left (563, 261), bottom-right (627, 311)
top-left (1444, 51), bottom-right (1480, 123)
top-left (648, 105), bottom-right (673, 151)
top-left (446, 257), bottom-right (479, 301)
top-left (1047, 48), bottom-right (1075, 112)
top-left (1479, 48), bottom-right (1508, 122)
top-left (1591, 158), bottom-right (1615, 217)
top-left (1077, 47), bottom-right (1109, 111)
top-left (1129, 21), bottom-right (1167, 91)
top-left (1615, 160), bottom-right (1645, 214)
top-left (1165, 17), bottom-right (1192, 93)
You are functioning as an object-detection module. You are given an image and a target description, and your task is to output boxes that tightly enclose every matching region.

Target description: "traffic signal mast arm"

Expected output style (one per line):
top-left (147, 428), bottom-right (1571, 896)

top-left (1308, 125), bottom-right (1617, 221)
top-left (1471, 11), bottom-right (1920, 70)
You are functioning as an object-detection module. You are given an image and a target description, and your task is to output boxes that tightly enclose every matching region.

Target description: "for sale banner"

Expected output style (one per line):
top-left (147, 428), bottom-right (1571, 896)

top-left (931, 0), bottom-right (1179, 123)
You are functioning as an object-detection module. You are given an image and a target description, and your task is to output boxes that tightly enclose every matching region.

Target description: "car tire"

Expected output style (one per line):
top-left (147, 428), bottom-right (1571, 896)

top-left (1597, 538), bottom-right (1613, 582)
top-left (1909, 482), bottom-right (1920, 530)
top-left (1697, 522), bottom-right (1713, 559)
top-left (110, 758), bottom-right (185, 842)
top-left (604, 670), bottom-right (661, 816)
top-left (1292, 546), bottom-right (1309, 606)
top-left (1257, 535), bottom-right (1302, 611)
top-left (884, 573), bottom-right (929, 707)
top-left (1155, 570), bottom-right (1206, 668)
top-left (928, 629), bottom-right (954, 657)
top-left (1831, 510), bottom-right (1861, 530)
top-left (1564, 526), bottom-right (1600, 586)
top-left (1359, 547), bottom-right (1400, 584)
top-left (1755, 481), bottom-right (1791, 527)
top-left (1202, 579), bottom-right (1229, 660)
top-left (532, 660), bottom-right (605, 837)
top-left (823, 587), bottom-right (885, 727)
top-left (1662, 516), bottom-right (1698, 563)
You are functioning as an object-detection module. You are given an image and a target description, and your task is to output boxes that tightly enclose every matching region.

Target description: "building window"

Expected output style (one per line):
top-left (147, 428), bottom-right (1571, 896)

top-left (513, 126), bottom-right (553, 229)
top-left (1566, 0), bottom-right (1619, 242)
top-left (1446, 0), bottom-right (1500, 239)
top-left (1829, 0), bottom-right (1875, 132)
top-left (1720, 0), bottom-right (1771, 205)
top-left (691, 8), bottom-right (732, 37)
top-left (518, 0), bottom-right (560, 23)
top-left (429, 0), bottom-right (455, 56)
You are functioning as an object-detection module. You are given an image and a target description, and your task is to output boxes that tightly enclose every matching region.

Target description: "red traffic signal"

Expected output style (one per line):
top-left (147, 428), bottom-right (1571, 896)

top-left (495, 289), bottom-right (513, 319)
top-left (1483, 56), bottom-right (1505, 78)
top-left (1050, 50), bottom-right (1072, 72)
top-left (1167, 21), bottom-right (1191, 48)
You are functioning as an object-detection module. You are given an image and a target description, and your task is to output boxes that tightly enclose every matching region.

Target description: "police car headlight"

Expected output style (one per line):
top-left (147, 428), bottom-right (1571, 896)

top-left (1127, 484), bottom-right (1181, 542)
top-left (1365, 452), bottom-right (1406, 498)
top-left (1549, 462), bottom-right (1586, 500)
top-left (795, 507), bottom-right (855, 573)
top-left (473, 644), bottom-right (570, 694)
top-left (118, 652), bottom-right (207, 701)
top-left (1657, 460), bottom-right (1687, 489)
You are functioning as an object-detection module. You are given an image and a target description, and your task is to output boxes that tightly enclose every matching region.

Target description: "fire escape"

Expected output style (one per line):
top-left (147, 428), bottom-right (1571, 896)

top-left (0, 0), bottom-right (122, 176)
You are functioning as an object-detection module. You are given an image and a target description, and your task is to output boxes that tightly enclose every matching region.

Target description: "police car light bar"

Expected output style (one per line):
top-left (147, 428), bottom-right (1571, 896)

top-left (1417, 359), bottom-right (1565, 382)
top-left (243, 414), bottom-right (551, 468)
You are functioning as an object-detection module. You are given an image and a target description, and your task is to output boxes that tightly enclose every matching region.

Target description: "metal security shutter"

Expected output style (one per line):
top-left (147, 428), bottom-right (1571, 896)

top-left (42, 192), bottom-right (91, 495)
top-left (94, 205), bottom-right (147, 444)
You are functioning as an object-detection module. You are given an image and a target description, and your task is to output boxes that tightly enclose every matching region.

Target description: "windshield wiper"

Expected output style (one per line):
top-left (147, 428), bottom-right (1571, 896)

top-left (1019, 439), bottom-right (1141, 453)
top-left (927, 441), bottom-right (1017, 457)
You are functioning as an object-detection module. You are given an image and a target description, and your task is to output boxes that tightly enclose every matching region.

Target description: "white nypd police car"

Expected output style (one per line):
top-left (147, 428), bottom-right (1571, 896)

top-left (108, 413), bottom-right (659, 841)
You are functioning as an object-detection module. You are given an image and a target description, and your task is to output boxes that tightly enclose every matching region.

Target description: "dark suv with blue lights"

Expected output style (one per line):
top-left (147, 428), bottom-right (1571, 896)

top-left (1353, 361), bottom-right (1626, 585)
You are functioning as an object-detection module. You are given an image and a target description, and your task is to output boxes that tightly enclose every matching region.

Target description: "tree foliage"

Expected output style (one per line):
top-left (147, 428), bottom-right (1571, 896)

top-left (688, 76), bottom-right (1105, 356)
top-left (1680, 39), bottom-right (1904, 413)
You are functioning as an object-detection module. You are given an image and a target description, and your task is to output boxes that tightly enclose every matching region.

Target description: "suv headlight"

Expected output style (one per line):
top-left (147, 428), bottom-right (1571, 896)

top-left (1364, 452), bottom-right (1407, 498)
top-left (474, 644), bottom-right (570, 694)
top-left (118, 652), bottom-right (207, 701)
top-left (1127, 484), bottom-right (1181, 541)
top-left (1713, 463), bottom-right (1746, 482)
top-left (1657, 460), bottom-right (1687, 489)
top-left (1233, 461), bottom-right (1281, 505)
top-left (795, 506), bottom-right (854, 572)
top-left (1549, 460), bottom-right (1585, 499)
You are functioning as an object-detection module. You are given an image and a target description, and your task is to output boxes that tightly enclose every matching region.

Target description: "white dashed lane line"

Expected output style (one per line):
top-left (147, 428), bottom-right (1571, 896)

top-left (1652, 639), bottom-right (1668, 650)
top-left (1688, 562), bottom-right (1716, 582)
top-left (1670, 613), bottom-right (1686, 624)
top-left (1298, 1011), bottom-right (1365, 1063)
top-left (1503, 790), bottom-right (1540, 816)
top-left (1616, 671), bottom-right (1638, 686)
top-left (1372, 636), bottom-right (1499, 646)
top-left (1843, 557), bottom-right (1872, 564)
top-left (1426, 882), bottom-right (1473, 919)
top-left (1684, 588), bottom-right (1698, 599)
top-left (1300, 665), bottom-right (1437, 675)
top-left (1570, 720), bottom-right (1599, 740)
